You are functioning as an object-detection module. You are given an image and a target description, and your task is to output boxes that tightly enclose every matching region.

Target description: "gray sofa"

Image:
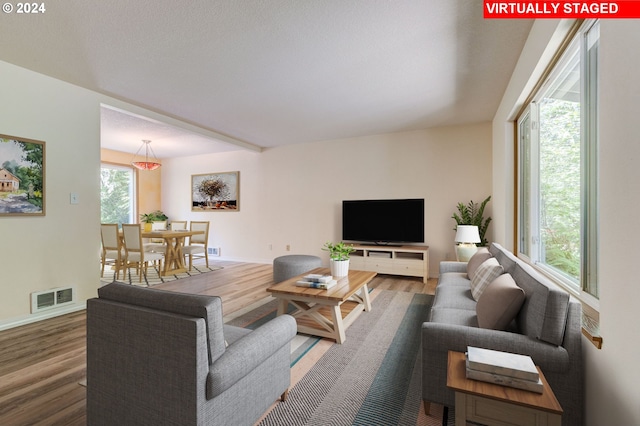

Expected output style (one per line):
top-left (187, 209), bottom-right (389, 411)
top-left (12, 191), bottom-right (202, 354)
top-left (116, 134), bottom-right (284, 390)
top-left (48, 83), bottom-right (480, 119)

top-left (422, 243), bottom-right (583, 426)
top-left (86, 282), bottom-right (297, 426)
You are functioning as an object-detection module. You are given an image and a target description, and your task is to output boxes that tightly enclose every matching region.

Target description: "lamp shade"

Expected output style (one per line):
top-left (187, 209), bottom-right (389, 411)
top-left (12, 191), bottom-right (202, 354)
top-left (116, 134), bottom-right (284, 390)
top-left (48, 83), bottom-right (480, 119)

top-left (131, 139), bottom-right (161, 171)
top-left (455, 225), bottom-right (481, 243)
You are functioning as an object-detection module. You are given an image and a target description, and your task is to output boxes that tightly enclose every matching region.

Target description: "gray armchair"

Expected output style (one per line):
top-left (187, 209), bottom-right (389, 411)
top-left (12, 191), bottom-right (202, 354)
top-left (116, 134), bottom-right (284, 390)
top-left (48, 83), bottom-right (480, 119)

top-left (86, 282), bottom-right (297, 426)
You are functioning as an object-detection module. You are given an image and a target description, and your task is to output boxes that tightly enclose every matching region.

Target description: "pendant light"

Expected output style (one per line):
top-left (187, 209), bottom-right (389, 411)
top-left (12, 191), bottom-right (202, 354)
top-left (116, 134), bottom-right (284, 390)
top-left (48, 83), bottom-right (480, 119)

top-left (131, 139), bottom-right (161, 171)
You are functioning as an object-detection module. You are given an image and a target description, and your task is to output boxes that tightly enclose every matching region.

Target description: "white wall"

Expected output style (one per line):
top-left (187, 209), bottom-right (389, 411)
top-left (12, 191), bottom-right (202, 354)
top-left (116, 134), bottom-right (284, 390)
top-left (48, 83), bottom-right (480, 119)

top-left (0, 61), bottom-right (101, 325)
top-left (162, 124), bottom-right (493, 277)
top-left (492, 20), bottom-right (640, 426)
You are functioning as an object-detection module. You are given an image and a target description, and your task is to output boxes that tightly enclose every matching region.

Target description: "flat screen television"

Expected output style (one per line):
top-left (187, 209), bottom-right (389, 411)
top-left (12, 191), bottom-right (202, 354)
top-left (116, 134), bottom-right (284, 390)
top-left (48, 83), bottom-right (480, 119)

top-left (342, 198), bottom-right (425, 245)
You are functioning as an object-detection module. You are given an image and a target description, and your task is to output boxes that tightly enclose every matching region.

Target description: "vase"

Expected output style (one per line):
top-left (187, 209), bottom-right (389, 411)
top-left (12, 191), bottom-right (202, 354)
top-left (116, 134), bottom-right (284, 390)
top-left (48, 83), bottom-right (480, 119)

top-left (330, 259), bottom-right (350, 278)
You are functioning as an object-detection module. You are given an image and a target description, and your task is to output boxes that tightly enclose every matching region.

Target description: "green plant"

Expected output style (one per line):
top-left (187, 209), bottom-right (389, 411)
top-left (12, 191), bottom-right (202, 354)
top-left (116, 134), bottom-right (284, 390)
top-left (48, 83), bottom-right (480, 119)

top-left (452, 196), bottom-right (492, 246)
top-left (322, 241), bottom-right (356, 261)
top-left (140, 210), bottom-right (168, 223)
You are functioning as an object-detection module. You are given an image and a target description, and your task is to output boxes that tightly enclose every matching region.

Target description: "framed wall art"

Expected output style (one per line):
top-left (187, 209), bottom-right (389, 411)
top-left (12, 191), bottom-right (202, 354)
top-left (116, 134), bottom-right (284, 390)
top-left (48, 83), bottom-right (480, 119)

top-left (191, 171), bottom-right (239, 211)
top-left (0, 134), bottom-right (46, 216)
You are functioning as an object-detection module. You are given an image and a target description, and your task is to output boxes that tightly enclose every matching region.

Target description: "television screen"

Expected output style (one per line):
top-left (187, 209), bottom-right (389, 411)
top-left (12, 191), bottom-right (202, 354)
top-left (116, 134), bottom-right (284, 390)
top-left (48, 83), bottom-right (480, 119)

top-left (342, 199), bottom-right (425, 244)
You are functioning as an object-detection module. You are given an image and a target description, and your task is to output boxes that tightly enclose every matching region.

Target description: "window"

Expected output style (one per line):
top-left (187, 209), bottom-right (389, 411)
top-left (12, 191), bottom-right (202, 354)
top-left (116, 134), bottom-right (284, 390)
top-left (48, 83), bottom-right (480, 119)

top-left (101, 163), bottom-right (135, 226)
top-left (517, 20), bottom-right (599, 300)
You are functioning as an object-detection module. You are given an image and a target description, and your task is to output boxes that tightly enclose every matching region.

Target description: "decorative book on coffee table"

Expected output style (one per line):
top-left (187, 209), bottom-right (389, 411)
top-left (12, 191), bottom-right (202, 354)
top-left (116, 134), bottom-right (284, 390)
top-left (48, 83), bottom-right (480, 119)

top-left (295, 274), bottom-right (337, 289)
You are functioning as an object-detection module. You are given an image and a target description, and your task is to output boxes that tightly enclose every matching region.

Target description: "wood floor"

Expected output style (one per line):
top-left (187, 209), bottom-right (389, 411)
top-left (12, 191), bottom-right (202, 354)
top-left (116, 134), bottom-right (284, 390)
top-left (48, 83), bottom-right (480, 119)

top-left (0, 261), bottom-right (436, 426)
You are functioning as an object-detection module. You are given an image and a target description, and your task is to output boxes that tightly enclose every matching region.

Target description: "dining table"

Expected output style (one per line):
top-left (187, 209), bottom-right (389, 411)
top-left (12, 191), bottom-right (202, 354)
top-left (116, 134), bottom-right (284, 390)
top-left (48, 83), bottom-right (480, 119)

top-left (141, 229), bottom-right (204, 276)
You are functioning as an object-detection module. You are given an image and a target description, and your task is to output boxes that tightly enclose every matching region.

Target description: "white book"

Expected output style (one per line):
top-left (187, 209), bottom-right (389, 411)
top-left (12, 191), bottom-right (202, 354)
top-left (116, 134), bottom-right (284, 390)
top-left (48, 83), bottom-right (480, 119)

top-left (295, 280), bottom-right (337, 289)
top-left (303, 274), bottom-right (333, 283)
top-left (466, 358), bottom-right (544, 393)
top-left (466, 346), bottom-right (539, 382)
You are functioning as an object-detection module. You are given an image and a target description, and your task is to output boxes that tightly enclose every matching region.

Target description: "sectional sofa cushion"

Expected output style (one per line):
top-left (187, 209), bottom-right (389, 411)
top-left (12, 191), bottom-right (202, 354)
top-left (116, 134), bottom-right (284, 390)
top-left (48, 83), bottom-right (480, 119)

top-left (512, 263), bottom-right (570, 346)
top-left (470, 257), bottom-right (504, 301)
top-left (98, 282), bottom-right (227, 364)
top-left (489, 242), bottom-right (519, 275)
top-left (466, 248), bottom-right (492, 280)
top-left (476, 273), bottom-right (526, 330)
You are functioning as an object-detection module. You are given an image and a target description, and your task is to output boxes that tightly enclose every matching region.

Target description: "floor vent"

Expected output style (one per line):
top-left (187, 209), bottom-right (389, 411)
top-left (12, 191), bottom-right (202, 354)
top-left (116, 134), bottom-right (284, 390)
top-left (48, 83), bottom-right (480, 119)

top-left (31, 287), bottom-right (75, 313)
top-left (208, 247), bottom-right (221, 256)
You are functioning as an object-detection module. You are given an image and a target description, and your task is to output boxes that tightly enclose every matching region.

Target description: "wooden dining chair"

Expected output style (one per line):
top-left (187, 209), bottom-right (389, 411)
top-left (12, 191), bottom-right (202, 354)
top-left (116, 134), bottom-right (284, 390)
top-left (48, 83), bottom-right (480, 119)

top-left (170, 220), bottom-right (187, 231)
top-left (122, 224), bottom-right (165, 283)
top-left (144, 220), bottom-right (168, 252)
top-left (100, 223), bottom-right (124, 280)
top-left (182, 221), bottom-right (210, 270)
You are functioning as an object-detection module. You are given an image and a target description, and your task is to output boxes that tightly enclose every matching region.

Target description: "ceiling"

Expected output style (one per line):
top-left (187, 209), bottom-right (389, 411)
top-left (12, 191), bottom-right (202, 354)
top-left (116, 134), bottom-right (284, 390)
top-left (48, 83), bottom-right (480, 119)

top-left (0, 1), bottom-right (532, 158)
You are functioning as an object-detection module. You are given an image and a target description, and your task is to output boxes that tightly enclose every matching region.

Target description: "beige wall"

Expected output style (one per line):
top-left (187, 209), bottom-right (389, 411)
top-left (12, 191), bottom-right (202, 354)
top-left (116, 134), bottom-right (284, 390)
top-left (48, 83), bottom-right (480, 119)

top-left (0, 60), bottom-right (101, 325)
top-left (101, 148), bottom-right (162, 220)
top-left (161, 124), bottom-right (493, 277)
top-left (492, 20), bottom-right (640, 426)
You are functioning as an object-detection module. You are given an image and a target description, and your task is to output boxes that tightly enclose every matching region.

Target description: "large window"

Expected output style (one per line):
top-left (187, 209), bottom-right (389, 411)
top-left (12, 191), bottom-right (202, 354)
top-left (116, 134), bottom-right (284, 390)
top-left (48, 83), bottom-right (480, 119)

top-left (101, 163), bottom-right (135, 226)
top-left (517, 20), bottom-right (599, 300)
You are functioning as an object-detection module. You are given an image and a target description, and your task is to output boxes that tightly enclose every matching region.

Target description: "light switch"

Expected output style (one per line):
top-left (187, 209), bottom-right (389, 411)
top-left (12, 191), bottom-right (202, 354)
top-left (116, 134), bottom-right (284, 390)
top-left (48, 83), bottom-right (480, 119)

top-left (70, 193), bottom-right (79, 204)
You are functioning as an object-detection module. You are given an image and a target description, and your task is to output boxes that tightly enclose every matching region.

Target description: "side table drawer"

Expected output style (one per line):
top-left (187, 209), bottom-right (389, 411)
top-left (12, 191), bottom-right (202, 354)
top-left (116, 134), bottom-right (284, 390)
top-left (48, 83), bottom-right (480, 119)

top-left (463, 394), bottom-right (561, 426)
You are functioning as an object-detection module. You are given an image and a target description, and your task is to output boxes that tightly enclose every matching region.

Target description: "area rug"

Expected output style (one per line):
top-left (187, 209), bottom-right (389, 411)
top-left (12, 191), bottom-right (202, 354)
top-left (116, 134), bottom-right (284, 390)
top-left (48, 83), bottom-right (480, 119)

top-left (100, 259), bottom-right (222, 287)
top-left (225, 289), bottom-right (455, 426)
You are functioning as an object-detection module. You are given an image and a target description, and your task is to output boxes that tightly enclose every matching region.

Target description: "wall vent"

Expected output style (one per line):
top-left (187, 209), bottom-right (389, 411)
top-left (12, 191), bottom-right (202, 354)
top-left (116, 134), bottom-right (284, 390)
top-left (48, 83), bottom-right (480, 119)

top-left (31, 287), bottom-right (75, 313)
top-left (207, 247), bottom-right (221, 256)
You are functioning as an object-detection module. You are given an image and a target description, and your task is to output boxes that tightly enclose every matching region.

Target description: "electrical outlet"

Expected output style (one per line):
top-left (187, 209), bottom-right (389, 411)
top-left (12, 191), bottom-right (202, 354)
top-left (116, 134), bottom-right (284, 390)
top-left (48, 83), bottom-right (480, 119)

top-left (286, 244), bottom-right (291, 251)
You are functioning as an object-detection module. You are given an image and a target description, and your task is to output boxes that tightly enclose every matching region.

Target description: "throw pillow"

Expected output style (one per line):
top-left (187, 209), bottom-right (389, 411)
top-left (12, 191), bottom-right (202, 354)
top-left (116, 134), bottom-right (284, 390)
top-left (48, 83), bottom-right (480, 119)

top-left (470, 257), bottom-right (504, 301)
top-left (476, 273), bottom-right (526, 330)
top-left (466, 248), bottom-right (492, 280)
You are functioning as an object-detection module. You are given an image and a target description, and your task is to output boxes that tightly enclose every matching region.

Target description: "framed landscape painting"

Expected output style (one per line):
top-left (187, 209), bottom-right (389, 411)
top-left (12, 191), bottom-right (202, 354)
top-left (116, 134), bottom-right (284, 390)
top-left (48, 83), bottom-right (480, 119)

top-left (191, 171), bottom-right (239, 211)
top-left (0, 134), bottom-right (46, 216)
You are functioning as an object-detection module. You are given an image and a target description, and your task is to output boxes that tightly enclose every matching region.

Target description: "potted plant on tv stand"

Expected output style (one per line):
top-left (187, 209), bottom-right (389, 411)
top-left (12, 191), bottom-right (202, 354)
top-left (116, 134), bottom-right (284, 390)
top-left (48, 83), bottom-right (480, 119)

top-left (322, 241), bottom-right (355, 278)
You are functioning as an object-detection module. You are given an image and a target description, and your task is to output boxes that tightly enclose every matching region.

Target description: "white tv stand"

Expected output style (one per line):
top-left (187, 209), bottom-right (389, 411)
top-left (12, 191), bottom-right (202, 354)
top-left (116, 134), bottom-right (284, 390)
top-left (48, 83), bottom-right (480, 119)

top-left (348, 244), bottom-right (429, 283)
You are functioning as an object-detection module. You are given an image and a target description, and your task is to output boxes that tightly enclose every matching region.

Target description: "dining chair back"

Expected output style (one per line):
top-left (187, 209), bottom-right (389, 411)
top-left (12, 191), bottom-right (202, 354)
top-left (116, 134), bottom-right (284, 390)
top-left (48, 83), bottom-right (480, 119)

top-left (100, 223), bottom-right (123, 280)
top-left (122, 224), bottom-right (165, 283)
top-left (170, 220), bottom-right (187, 231)
top-left (183, 221), bottom-right (210, 270)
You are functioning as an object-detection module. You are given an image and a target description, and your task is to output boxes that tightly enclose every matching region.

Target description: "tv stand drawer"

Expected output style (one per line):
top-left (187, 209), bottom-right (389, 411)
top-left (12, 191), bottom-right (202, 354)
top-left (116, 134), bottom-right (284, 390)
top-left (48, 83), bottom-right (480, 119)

top-left (348, 244), bottom-right (429, 283)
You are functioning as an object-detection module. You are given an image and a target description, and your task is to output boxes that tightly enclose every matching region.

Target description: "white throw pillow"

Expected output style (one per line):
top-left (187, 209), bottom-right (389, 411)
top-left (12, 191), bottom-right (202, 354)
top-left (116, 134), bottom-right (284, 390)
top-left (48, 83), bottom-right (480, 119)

top-left (470, 257), bottom-right (504, 301)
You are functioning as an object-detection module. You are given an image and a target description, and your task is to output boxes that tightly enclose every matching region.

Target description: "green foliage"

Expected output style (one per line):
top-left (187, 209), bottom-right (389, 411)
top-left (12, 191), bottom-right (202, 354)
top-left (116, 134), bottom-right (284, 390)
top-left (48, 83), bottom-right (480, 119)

top-left (538, 97), bottom-right (581, 279)
top-left (452, 196), bottom-right (492, 246)
top-left (322, 241), bottom-right (356, 261)
top-left (101, 168), bottom-right (132, 225)
top-left (140, 210), bottom-right (168, 223)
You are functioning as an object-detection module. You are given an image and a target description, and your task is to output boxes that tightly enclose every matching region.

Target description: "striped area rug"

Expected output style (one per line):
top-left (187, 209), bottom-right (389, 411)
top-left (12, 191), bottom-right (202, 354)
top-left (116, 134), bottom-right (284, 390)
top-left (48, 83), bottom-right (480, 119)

top-left (225, 289), bottom-right (454, 426)
top-left (100, 259), bottom-right (222, 287)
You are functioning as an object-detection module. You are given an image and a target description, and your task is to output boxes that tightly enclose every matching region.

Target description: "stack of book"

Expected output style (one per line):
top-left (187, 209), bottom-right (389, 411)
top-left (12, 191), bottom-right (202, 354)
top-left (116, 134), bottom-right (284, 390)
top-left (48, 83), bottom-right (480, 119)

top-left (465, 346), bottom-right (543, 393)
top-left (295, 274), bottom-right (338, 290)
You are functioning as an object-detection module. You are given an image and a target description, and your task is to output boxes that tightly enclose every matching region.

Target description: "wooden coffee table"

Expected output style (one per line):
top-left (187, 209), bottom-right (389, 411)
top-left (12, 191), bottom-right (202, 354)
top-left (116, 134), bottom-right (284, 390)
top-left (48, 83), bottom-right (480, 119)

top-left (267, 268), bottom-right (376, 343)
top-left (447, 351), bottom-right (562, 426)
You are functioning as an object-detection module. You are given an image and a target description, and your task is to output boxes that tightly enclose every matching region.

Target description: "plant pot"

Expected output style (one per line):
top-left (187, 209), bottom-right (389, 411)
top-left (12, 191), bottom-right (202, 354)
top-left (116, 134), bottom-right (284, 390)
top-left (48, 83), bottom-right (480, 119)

top-left (330, 259), bottom-right (350, 278)
top-left (144, 223), bottom-right (153, 232)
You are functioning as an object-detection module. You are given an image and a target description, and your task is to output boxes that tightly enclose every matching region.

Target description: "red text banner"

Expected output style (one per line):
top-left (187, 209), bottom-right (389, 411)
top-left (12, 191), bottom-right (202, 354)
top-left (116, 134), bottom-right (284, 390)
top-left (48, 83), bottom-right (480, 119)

top-left (484, 1), bottom-right (640, 18)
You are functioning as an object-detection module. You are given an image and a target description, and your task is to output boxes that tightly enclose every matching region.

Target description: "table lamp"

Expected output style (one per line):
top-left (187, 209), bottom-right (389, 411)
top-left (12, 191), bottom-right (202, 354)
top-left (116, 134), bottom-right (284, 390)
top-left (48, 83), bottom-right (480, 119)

top-left (455, 225), bottom-right (481, 262)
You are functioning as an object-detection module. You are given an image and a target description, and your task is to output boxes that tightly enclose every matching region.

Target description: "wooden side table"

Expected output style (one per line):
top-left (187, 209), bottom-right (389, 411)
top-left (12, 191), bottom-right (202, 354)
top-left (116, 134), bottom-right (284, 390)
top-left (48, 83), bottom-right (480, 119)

top-left (446, 351), bottom-right (562, 426)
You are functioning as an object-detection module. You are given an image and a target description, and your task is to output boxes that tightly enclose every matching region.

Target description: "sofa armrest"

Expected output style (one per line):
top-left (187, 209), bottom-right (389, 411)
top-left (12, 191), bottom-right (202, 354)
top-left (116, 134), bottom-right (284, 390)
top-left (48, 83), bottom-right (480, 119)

top-left (207, 314), bottom-right (297, 399)
top-left (422, 322), bottom-right (568, 372)
top-left (439, 261), bottom-right (468, 274)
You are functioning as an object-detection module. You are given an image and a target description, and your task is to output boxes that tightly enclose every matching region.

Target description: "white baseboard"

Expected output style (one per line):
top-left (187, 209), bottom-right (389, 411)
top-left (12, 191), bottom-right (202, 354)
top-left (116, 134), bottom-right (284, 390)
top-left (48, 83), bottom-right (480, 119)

top-left (0, 302), bottom-right (87, 332)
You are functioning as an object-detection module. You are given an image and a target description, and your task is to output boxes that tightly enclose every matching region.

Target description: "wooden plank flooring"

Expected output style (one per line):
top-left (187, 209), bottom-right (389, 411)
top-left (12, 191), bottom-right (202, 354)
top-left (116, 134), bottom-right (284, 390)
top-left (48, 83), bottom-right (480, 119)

top-left (0, 261), bottom-right (435, 426)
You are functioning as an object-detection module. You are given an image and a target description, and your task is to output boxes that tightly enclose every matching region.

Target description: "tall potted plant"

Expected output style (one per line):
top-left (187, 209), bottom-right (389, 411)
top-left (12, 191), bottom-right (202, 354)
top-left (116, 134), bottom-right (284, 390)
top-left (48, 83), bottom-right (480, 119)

top-left (451, 196), bottom-right (492, 247)
top-left (322, 241), bottom-right (355, 277)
